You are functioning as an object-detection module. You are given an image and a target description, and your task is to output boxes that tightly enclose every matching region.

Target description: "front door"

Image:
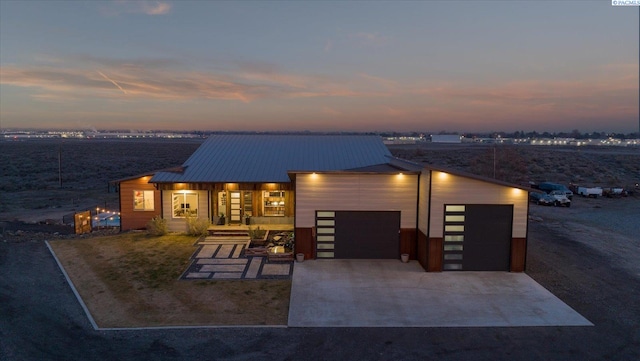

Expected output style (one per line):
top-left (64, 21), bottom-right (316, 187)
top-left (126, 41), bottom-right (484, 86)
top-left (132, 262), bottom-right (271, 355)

top-left (230, 191), bottom-right (242, 224)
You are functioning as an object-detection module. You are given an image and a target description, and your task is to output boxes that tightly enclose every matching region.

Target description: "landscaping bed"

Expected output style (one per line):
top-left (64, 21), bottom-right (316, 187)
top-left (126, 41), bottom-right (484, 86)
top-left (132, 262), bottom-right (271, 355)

top-left (245, 229), bottom-right (294, 261)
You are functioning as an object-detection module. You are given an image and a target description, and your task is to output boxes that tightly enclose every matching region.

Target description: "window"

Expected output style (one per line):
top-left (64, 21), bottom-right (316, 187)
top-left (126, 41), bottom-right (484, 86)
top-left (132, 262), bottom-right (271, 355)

top-left (133, 190), bottom-right (154, 211)
top-left (243, 192), bottom-right (253, 217)
top-left (263, 190), bottom-right (285, 216)
top-left (173, 192), bottom-right (198, 218)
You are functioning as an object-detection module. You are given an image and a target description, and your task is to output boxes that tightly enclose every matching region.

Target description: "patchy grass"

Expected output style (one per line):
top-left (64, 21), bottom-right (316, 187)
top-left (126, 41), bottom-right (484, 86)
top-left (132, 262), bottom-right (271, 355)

top-left (49, 233), bottom-right (291, 327)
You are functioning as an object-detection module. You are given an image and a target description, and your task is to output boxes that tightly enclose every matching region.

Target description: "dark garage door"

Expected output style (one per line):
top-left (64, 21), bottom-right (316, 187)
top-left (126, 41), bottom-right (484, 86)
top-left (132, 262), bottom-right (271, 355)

top-left (443, 204), bottom-right (512, 271)
top-left (333, 211), bottom-right (400, 259)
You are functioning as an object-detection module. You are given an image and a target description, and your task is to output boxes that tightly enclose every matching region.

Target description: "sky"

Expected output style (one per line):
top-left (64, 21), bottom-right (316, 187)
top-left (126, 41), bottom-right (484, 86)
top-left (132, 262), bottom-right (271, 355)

top-left (0, 1), bottom-right (638, 133)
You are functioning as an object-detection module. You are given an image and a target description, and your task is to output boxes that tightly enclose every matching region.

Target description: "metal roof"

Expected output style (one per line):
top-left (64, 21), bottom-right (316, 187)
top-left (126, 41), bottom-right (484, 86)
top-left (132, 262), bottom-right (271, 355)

top-left (423, 164), bottom-right (539, 192)
top-left (150, 134), bottom-right (392, 183)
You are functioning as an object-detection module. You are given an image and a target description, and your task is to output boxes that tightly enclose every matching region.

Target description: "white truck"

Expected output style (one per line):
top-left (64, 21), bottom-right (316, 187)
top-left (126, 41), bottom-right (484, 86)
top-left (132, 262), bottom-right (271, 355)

top-left (549, 190), bottom-right (571, 207)
top-left (577, 186), bottom-right (602, 198)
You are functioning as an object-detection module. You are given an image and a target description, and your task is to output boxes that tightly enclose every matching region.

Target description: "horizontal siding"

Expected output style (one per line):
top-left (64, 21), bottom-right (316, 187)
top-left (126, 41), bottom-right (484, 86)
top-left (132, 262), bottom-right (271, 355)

top-left (162, 190), bottom-right (209, 232)
top-left (418, 169), bottom-right (430, 234)
top-left (119, 177), bottom-right (160, 231)
top-left (429, 171), bottom-right (528, 238)
top-left (295, 173), bottom-right (418, 228)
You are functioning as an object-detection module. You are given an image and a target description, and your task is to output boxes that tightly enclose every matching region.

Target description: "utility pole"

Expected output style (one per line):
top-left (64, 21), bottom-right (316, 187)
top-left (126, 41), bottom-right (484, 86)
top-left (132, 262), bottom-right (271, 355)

top-left (58, 144), bottom-right (62, 188)
top-left (493, 145), bottom-right (496, 179)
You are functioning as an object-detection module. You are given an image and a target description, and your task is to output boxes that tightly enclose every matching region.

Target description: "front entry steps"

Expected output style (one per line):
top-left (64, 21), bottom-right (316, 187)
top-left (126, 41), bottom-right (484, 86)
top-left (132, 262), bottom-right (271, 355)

top-left (202, 228), bottom-right (251, 247)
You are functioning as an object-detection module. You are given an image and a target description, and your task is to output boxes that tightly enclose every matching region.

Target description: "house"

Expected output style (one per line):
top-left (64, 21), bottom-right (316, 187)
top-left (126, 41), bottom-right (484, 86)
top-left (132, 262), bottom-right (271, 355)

top-left (115, 134), bottom-right (530, 272)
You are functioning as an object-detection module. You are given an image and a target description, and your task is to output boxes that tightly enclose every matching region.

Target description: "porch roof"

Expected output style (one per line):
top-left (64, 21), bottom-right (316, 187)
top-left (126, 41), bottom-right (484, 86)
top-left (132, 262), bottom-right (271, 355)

top-left (150, 134), bottom-right (393, 183)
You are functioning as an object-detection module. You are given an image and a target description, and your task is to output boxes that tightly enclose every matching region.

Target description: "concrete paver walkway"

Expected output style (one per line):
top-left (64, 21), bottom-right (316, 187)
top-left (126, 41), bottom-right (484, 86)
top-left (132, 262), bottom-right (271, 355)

top-left (181, 233), bottom-right (292, 280)
top-left (288, 259), bottom-right (593, 327)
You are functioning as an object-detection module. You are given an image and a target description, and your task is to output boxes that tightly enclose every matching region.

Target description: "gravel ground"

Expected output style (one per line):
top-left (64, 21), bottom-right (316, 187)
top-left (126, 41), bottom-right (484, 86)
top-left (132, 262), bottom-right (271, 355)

top-left (2, 142), bottom-right (638, 360)
top-left (1, 198), bottom-right (639, 360)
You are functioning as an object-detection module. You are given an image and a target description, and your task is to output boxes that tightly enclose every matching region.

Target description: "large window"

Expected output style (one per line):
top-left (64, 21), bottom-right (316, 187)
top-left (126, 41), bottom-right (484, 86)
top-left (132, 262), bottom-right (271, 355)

top-left (263, 190), bottom-right (285, 216)
top-left (133, 190), bottom-right (154, 211)
top-left (173, 192), bottom-right (198, 218)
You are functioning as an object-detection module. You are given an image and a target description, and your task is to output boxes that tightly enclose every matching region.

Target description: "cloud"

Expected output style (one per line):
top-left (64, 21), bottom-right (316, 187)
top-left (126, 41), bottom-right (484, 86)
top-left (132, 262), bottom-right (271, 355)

top-left (101, 1), bottom-right (172, 16)
top-left (349, 32), bottom-right (391, 46)
top-left (324, 40), bottom-right (333, 52)
top-left (142, 1), bottom-right (172, 15)
top-left (322, 107), bottom-right (342, 116)
top-left (384, 106), bottom-right (409, 118)
top-left (0, 56), bottom-right (390, 103)
top-left (358, 73), bottom-right (398, 89)
top-left (2, 57), bottom-right (636, 131)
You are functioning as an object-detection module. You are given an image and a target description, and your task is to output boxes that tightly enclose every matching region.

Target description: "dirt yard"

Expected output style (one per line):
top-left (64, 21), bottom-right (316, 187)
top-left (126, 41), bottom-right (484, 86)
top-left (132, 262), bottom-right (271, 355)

top-left (1, 139), bottom-right (639, 360)
top-left (48, 233), bottom-right (290, 327)
top-left (0, 138), bottom-right (202, 223)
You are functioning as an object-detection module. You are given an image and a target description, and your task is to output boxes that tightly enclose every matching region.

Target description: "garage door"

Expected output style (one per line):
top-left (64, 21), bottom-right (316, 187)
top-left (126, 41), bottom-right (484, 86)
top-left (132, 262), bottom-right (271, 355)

top-left (316, 211), bottom-right (400, 259)
top-left (443, 205), bottom-right (512, 271)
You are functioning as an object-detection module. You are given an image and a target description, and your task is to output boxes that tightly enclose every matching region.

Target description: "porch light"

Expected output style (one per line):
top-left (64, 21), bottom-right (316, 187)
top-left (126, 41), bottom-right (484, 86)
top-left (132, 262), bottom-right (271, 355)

top-left (438, 172), bottom-right (448, 180)
top-left (512, 188), bottom-right (522, 196)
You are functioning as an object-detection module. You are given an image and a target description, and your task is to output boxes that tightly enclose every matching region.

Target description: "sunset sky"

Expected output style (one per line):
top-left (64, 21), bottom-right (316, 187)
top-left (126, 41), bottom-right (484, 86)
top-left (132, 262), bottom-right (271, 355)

top-left (1, 1), bottom-right (638, 133)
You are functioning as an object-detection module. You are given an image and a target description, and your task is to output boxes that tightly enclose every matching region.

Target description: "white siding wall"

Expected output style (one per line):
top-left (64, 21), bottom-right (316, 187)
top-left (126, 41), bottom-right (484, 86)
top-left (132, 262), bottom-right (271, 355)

top-left (428, 171), bottom-right (528, 238)
top-left (162, 190), bottom-right (210, 232)
top-left (295, 173), bottom-right (418, 228)
top-left (418, 169), bottom-right (430, 234)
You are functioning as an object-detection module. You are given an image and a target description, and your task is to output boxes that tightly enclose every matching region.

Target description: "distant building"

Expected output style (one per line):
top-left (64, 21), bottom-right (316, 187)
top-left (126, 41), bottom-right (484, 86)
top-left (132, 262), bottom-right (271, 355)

top-left (431, 134), bottom-right (462, 143)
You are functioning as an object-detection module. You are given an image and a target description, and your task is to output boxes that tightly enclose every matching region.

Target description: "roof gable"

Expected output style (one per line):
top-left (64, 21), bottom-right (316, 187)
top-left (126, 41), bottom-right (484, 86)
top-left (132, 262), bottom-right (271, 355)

top-left (151, 134), bottom-right (392, 183)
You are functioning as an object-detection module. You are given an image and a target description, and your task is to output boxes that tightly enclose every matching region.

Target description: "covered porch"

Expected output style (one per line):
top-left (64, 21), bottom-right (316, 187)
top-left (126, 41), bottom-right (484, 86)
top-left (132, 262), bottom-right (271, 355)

top-left (157, 182), bottom-right (294, 232)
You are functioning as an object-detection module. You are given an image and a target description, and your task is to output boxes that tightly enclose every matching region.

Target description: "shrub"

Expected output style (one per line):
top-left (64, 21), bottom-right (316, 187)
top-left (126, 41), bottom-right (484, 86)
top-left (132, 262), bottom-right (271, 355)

top-left (186, 215), bottom-right (210, 236)
top-left (147, 216), bottom-right (168, 236)
top-left (249, 226), bottom-right (266, 240)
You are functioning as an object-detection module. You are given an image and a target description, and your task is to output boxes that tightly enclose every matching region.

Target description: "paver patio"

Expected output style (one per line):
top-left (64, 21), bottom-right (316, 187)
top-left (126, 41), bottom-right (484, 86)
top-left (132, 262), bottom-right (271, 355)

top-left (181, 234), bottom-right (293, 280)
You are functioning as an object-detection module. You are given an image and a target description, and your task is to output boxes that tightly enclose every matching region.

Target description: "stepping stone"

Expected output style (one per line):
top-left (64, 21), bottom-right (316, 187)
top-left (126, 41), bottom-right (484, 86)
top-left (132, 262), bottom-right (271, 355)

top-left (185, 272), bottom-right (211, 279)
top-left (245, 257), bottom-right (263, 279)
top-left (215, 245), bottom-right (234, 258)
top-left (196, 245), bottom-right (219, 258)
top-left (200, 264), bottom-right (247, 272)
top-left (232, 245), bottom-right (244, 258)
top-left (261, 263), bottom-right (291, 276)
top-left (197, 259), bottom-right (247, 265)
top-left (212, 273), bottom-right (242, 279)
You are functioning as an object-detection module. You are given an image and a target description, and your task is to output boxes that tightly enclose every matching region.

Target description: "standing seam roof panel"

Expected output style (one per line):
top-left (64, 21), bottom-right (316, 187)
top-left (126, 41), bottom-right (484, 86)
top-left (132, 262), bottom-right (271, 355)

top-left (150, 134), bottom-right (392, 183)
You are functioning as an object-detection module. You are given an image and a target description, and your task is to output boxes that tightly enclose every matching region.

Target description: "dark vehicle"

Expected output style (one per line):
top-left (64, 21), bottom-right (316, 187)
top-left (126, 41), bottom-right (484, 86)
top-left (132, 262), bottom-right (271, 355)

top-left (538, 182), bottom-right (573, 200)
top-left (529, 192), bottom-right (555, 206)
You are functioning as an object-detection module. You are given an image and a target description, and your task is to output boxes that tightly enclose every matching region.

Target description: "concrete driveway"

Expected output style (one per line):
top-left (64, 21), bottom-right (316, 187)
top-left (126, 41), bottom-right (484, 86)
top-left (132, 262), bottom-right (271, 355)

top-left (288, 259), bottom-right (592, 327)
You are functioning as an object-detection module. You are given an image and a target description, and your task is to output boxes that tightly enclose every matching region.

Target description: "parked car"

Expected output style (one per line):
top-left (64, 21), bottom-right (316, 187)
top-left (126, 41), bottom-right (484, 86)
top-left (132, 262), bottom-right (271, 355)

top-left (549, 190), bottom-right (571, 207)
top-left (529, 192), bottom-right (556, 206)
top-left (538, 182), bottom-right (573, 200)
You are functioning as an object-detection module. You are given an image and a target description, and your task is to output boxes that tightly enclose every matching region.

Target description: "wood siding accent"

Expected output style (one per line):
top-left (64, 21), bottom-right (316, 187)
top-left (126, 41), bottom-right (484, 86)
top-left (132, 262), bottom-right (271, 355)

top-left (427, 237), bottom-right (443, 272)
top-left (295, 227), bottom-right (314, 260)
top-left (295, 173), bottom-right (419, 228)
top-left (418, 169), bottom-right (430, 234)
top-left (119, 176), bottom-right (160, 231)
top-left (417, 229), bottom-right (428, 271)
top-left (510, 237), bottom-right (527, 272)
top-left (429, 171), bottom-right (528, 238)
top-left (162, 190), bottom-right (209, 232)
top-left (400, 228), bottom-right (417, 259)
